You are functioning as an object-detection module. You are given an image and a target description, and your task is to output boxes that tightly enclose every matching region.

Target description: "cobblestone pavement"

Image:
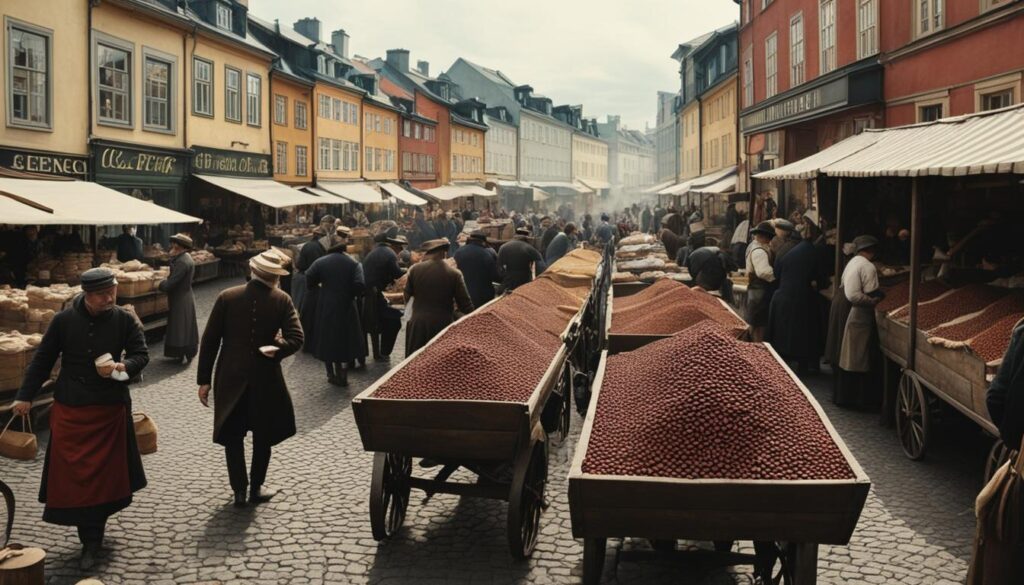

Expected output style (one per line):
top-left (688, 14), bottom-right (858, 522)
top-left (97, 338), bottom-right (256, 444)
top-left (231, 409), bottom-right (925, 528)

top-left (2, 277), bottom-right (984, 584)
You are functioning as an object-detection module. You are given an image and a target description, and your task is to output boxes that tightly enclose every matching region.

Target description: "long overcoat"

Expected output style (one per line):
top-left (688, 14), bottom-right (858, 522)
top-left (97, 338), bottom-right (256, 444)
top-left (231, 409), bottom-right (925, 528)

top-left (404, 258), bottom-right (474, 354)
top-left (767, 240), bottom-right (824, 360)
top-left (453, 241), bottom-right (500, 310)
top-left (306, 250), bottom-right (366, 363)
top-left (197, 280), bottom-right (303, 446)
top-left (362, 243), bottom-right (404, 334)
top-left (158, 252), bottom-right (199, 358)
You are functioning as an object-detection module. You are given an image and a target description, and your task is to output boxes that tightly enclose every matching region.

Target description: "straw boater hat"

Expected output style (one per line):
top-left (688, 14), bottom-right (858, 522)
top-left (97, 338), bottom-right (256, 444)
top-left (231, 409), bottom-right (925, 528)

top-left (421, 238), bottom-right (450, 253)
top-left (249, 251), bottom-right (289, 277)
top-left (169, 233), bottom-right (194, 249)
top-left (515, 227), bottom-right (531, 236)
top-left (80, 267), bottom-right (118, 292)
top-left (335, 225), bottom-right (352, 238)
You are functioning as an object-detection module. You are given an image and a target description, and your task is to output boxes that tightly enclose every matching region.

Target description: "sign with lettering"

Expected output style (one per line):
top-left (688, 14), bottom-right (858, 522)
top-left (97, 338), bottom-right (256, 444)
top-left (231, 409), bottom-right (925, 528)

top-left (93, 142), bottom-right (187, 178)
top-left (741, 77), bottom-right (849, 133)
top-left (0, 147), bottom-right (89, 179)
top-left (191, 146), bottom-right (271, 178)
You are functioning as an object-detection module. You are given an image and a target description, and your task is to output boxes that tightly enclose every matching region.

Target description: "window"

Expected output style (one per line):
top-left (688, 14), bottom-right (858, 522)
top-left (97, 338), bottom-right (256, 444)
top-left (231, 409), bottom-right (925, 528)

top-left (319, 138), bottom-right (330, 170)
top-left (790, 13), bottom-right (805, 87)
top-left (98, 42), bottom-right (131, 124)
top-left (742, 46), bottom-right (753, 108)
top-left (274, 141), bottom-right (287, 174)
top-left (375, 114), bottom-right (381, 132)
top-left (294, 101), bottom-right (307, 129)
top-left (982, 90), bottom-right (1015, 111)
top-left (296, 145), bottom-right (307, 176)
top-left (365, 147), bottom-right (374, 171)
top-left (143, 56), bottom-right (171, 131)
top-left (975, 75), bottom-right (1021, 112)
top-left (189, 58), bottom-right (212, 117)
top-left (215, 2), bottom-right (232, 32)
top-left (246, 74), bottom-right (260, 126)
top-left (414, 123), bottom-right (421, 139)
top-left (7, 21), bottom-right (51, 128)
top-left (224, 67), bottom-right (240, 122)
top-left (274, 94), bottom-right (287, 125)
top-left (332, 98), bottom-right (341, 122)
top-left (765, 33), bottom-right (778, 98)
top-left (919, 104), bottom-right (943, 122)
top-left (916, 0), bottom-right (944, 37)
top-left (318, 95), bottom-right (330, 118)
top-left (983, 0), bottom-right (1010, 12)
top-left (819, 0), bottom-right (837, 74)
top-left (403, 119), bottom-right (411, 137)
top-left (858, 0), bottom-right (878, 58)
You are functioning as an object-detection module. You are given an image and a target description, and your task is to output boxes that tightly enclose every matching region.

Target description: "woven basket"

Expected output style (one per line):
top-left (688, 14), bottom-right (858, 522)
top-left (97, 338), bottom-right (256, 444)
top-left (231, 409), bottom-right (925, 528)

top-left (0, 416), bottom-right (38, 461)
top-left (133, 412), bottom-right (158, 455)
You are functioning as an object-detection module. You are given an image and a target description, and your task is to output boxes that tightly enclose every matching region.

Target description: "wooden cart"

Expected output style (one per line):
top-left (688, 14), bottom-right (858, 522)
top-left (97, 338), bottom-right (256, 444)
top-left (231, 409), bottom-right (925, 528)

top-left (351, 296), bottom-right (587, 558)
top-left (569, 348), bottom-right (871, 585)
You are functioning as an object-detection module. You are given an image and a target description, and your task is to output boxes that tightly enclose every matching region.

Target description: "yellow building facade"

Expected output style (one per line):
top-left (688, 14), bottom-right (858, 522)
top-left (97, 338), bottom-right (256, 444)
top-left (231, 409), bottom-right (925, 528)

top-left (699, 74), bottom-right (737, 175)
top-left (361, 99), bottom-right (399, 182)
top-left (270, 73), bottom-right (313, 186)
top-left (314, 83), bottom-right (363, 181)
top-left (679, 101), bottom-right (700, 180)
top-left (450, 120), bottom-right (485, 183)
top-left (572, 133), bottom-right (609, 187)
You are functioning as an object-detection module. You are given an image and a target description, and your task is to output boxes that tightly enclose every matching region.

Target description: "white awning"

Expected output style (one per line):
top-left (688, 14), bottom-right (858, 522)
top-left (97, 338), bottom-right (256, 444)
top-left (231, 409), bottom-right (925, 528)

top-left (579, 178), bottom-right (612, 190)
top-left (0, 178), bottom-right (201, 225)
top-left (643, 179), bottom-right (676, 194)
top-left (380, 182), bottom-right (428, 206)
top-left (572, 180), bottom-right (595, 194)
top-left (195, 174), bottom-right (323, 209)
top-left (660, 166), bottom-right (737, 196)
top-left (496, 179), bottom-right (525, 188)
top-left (303, 186), bottom-right (350, 202)
top-left (753, 132), bottom-right (880, 180)
top-left (531, 181), bottom-right (587, 193)
top-left (461, 185), bottom-right (498, 197)
top-left (318, 181), bottom-right (385, 204)
top-left (691, 173), bottom-right (737, 194)
top-left (424, 185), bottom-right (471, 201)
top-left (532, 187), bottom-right (551, 202)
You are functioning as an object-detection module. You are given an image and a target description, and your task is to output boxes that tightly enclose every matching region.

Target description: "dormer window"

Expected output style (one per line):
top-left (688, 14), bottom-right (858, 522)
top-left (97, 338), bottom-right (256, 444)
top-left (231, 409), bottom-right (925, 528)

top-left (317, 55), bottom-right (326, 75)
top-left (215, 2), bottom-right (233, 32)
top-left (439, 85), bottom-right (449, 100)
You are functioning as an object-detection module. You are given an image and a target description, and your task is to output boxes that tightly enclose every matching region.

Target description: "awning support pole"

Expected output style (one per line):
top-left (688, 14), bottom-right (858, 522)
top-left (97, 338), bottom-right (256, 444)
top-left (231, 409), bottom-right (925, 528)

top-left (907, 178), bottom-right (922, 371)
top-left (833, 177), bottom-right (843, 288)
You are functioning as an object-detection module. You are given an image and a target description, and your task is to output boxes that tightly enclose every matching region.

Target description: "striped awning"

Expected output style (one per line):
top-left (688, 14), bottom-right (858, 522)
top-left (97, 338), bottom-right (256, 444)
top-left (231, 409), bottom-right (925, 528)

top-left (753, 132), bottom-right (880, 180)
top-left (692, 173), bottom-right (737, 194)
top-left (643, 179), bottom-right (677, 194)
top-left (659, 166), bottom-right (737, 195)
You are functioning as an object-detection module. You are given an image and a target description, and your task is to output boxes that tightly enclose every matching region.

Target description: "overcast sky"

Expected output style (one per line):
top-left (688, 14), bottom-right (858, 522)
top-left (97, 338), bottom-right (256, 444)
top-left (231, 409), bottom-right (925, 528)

top-left (250, 0), bottom-right (738, 131)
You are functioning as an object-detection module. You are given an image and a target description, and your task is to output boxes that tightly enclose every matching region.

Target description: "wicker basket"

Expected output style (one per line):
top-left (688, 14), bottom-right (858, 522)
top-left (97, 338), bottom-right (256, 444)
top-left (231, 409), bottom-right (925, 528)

top-left (133, 412), bottom-right (158, 455)
top-left (0, 415), bottom-right (38, 461)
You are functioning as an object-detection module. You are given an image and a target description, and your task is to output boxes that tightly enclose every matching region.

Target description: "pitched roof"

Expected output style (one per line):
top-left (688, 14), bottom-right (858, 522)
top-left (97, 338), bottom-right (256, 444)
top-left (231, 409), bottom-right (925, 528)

top-left (455, 58), bottom-right (516, 88)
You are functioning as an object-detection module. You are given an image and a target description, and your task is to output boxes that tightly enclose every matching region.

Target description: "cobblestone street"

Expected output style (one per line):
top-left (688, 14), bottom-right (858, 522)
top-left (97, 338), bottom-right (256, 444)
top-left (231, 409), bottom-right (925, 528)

top-left (3, 277), bottom-right (985, 584)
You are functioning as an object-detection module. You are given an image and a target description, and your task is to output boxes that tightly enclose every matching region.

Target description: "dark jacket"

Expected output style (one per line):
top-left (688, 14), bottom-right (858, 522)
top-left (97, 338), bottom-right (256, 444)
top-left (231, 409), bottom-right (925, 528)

top-left (158, 252), bottom-right (198, 358)
top-left (988, 322), bottom-right (1024, 448)
top-left (540, 225), bottom-right (560, 253)
top-left (115, 233), bottom-right (144, 263)
top-left (306, 250), bottom-right (366, 363)
top-left (594, 222), bottom-right (615, 245)
top-left (768, 240), bottom-right (826, 360)
top-left (197, 280), bottom-right (303, 446)
top-left (362, 243), bottom-right (405, 334)
top-left (293, 238), bottom-right (326, 334)
top-left (497, 238), bottom-right (546, 292)
top-left (404, 257), bottom-right (474, 354)
top-left (453, 240), bottom-right (500, 310)
top-left (545, 232), bottom-right (575, 265)
top-left (685, 246), bottom-right (735, 293)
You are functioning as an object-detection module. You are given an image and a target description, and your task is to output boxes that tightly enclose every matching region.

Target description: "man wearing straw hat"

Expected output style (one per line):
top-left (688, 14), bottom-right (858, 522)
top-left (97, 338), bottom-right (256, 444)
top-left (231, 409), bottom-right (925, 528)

top-left (306, 226), bottom-right (366, 386)
top-left (158, 233), bottom-right (199, 364)
top-left (197, 251), bottom-right (304, 507)
top-left (13, 267), bottom-right (149, 569)
top-left (404, 238), bottom-right (474, 354)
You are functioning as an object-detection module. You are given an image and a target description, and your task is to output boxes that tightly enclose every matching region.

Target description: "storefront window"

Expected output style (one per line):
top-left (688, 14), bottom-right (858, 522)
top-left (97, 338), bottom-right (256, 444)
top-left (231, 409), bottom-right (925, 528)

top-left (8, 21), bottom-right (51, 128)
top-left (98, 42), bottom-right (132, 125)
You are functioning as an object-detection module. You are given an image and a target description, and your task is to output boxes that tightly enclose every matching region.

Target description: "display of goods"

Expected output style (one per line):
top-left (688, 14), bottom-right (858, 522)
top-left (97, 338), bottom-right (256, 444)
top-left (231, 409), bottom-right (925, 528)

top-left (250, 240), bottom-right (270, 251)
top-left (26, 284), bottom-right (81, 312)
top-left (969, 313), bottom-right (1024, 364)
top-left (0, 330), bottom-right (43, 390)
top-left (29, 252), bottom-right (95, 284)
top-left (618, 257), bottom-right (665, 272)
top-left (546, 248), bottom-right (602, 278)
top-left (617, 234), bottom-right (657, 247)
top-left (613, 282), bottom-right (745, 336)
top-left (618, 243), bottom-right (663, 255)
top-left (612, 272), bottom-right (639, 284)
top-left (189, 250), bottom-right (216, 264)
top-left (638, 271), bottom-right (668, 282)
top-left (481, 294), bottom-right (573, 340)
top-left (614, 279), bottom-right (686, 312)
top-left (582, 321), bottom-right (854, 481)
top-left (876, 279), bottom-right (951, 314)
top-left (215, 242), bottom-right (246, 254)
top-left (929, 292), bottom-right (1024, 343)
top-left (373, 311), bottom-right (559, 403)
top-left (514, 276), bottom-right (585, 308)
top-left (893, 284), bottom-right (1009, 330)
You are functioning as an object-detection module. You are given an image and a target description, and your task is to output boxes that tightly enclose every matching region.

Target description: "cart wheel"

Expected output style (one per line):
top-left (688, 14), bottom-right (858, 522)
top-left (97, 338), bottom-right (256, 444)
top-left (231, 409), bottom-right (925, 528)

top-left (369, 452), bottom-right (412, 541)
top-left (754, 541), bottom-right (795, 585)
top-left (985, 439), bottom-right (1010, 482)
top-left (896, 370), bottom-right (929, 461)
top-left (582, 537), bottom-right (607, 585)
top-left (507, 439), bottom-right (548, 559)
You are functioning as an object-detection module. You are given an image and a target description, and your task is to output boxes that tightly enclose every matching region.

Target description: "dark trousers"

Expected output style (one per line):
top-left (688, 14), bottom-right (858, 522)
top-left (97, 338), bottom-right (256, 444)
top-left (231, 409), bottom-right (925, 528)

top-left (77, 523), bottom-right (105, 547)
top-left (225, 439), bottom-right (271, 493)
top-left (370, 318), bottom-right (401, 357)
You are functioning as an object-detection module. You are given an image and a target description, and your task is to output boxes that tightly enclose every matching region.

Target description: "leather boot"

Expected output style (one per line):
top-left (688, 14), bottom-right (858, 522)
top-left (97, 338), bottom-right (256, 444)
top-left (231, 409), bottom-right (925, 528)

top-left (249, 485), bottom-right (278, 504)
top-left (233, 490), bottom-right (247, 508)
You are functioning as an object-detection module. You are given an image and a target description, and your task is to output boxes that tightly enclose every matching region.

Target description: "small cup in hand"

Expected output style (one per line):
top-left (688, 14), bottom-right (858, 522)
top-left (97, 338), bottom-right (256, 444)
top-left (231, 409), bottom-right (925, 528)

top-left (259, 345), bottom-right (279, 358)
top-left (95, 353), bottom-right (116, 378)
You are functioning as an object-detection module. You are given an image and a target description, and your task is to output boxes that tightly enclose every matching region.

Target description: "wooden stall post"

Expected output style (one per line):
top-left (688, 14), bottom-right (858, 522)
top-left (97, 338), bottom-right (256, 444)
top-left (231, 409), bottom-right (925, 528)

top-left (831, 178), bottom-right (844, 403)
top-left (906, 178), bottom-right (922, 371)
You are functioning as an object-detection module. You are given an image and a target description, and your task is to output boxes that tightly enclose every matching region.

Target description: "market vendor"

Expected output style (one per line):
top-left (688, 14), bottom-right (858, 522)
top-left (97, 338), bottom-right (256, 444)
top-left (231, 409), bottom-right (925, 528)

top-left (404, 238), bottom-right (474, 354)
top-left (12, 267), bottom-right (149, 570)
top-left (306, 226), bottom-right (366, 387)
top-left (115, 226), bottom-right (144, 263)
top-left (498, 228), bottom-right (546, 292)
top-left (362, 230), bottom-right (407, 360)
top-left (594, 213), bottom-right (616, 245)
top-left (826, 235), bottom-right (883, 406)
top-left (158, 234), bottom-right (199, 364)
top-left (745, 221), bottom-right (776, 342)
top-left (6, 225), bottom-right (41, 287)
top-left (685, 245), bottom-right (737, 302)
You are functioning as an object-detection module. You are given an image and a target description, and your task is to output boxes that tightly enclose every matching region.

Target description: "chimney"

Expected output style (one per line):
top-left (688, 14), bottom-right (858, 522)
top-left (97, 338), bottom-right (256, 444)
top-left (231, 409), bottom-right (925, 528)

top-left (416, 60), bottom-right (430, 76)
top-left (294, 17), bottom-right (321, 43)
top-left (331, 29), bottom-right (349, 58)
top-left (386, 49), bottom-right (410, 72)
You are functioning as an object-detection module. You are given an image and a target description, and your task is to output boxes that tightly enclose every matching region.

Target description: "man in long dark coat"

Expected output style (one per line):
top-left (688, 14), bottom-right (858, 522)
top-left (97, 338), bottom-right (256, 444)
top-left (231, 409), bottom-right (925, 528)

top-left (197, 252), bottom-right (303, 507)
top-left (362, 231), bottom-right (406, 360)
top-left (454, 230), bottom-right (500, 311)
top-left (115, 226), bottom-right (144, 263)
top-left (404, 239), bottom-right (474, 354)
top-left (293, 227), bottom-right (327, 353)
top-left (306, 226), bottom-right (366, 386)
top-left (13, 268), bottom-right (149, 569)
top-left (767, 237), bottom-right (828, 373)
top-left (158, 233), bottom-right (199, 363)
top-left (497, 228), bottom-right (546, 293)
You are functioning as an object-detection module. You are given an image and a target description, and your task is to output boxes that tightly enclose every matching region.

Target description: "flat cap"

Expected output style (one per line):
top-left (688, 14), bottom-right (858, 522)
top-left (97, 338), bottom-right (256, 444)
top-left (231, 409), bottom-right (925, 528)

top-left (81, 267), bottom-right (118, 292)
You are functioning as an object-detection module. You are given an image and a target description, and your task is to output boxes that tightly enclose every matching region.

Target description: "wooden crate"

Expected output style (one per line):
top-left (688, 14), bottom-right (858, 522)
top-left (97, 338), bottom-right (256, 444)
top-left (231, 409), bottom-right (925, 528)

top-left (117, 279), bottom-right (154, 298)
top-left (193, 259), bottom-right (221, 283)
top-left (612, 282), bottom-right (650, 298)
top-left (568, 348), bottom-right (871, 545)
top-left (915, 331), bottom-right (996, 435)
top-left (876, 312), bottom-right (909, 367)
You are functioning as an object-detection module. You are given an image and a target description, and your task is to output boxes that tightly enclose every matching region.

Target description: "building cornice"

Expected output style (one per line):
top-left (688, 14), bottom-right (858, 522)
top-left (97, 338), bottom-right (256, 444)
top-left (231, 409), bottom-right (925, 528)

top-left (883, 3), bottom-right (1024, 63)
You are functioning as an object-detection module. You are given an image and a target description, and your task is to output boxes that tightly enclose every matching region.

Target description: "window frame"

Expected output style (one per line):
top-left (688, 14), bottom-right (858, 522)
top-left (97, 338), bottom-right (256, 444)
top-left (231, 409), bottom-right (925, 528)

top-left (789, 12), bottom-right (805, 88)
top-left (274, 94), bottom-right (287, 126)
top-left (224, 65), bottom-right (241, 123)
top-left (6, 17), bottom-right (53, 131)
top-left (295, 144), bottom-right (308, 176)
top-left (294, 100), bottom-right (307, 130)
top-left (189, 56), bottom-right (214, 119)
top-left (857, 0), bottom-right (879, 59)
top-left (981, 0), bottom-right (1010, 13)
top-left (765, 32), bottom-right (778, 98)
top-left (274, 140), bottom-right (287, 175)
top-left (94, 32), bottom-right (134, 128)
top-left (914, 0), bottom-right (945, 39)
top-left (819, 0), bottom-right (837, 75)
top-left (215, 1), bottom-right (233, 32)
top-left (742, 45), bottom-right (753, 108)
top-left (142, 48), bottom-right (176, 134)
top-left (245, 72), bottom-right (261, 127)
top-left (974, 73), bottom-right (1021, 112)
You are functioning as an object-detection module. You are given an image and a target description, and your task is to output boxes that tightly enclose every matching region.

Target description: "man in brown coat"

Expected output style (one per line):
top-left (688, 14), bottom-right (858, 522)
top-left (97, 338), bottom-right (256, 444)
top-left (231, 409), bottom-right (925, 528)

top-left (404, 239), bottom-right (474, 354)
top-left (197, 252), bottom-right (304, 507)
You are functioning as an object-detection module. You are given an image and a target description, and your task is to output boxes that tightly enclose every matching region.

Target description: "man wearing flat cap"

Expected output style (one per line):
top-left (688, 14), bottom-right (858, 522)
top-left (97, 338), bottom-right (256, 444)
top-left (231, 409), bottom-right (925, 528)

top-left (306, 226), bottom-right (366, 386)
top-left (158, 233), bottom-right (199, 364)
top-left (745, 221), bottom-right (777, 342)
top-left (404, 238), bottom-right (474, 354)
top-left (197, 251), bottom-right (304, 508)
top-left (454, 229), bottom-right (501, 311)
top-left (497, 228), bottom-right (546, 293)
top-left (771, 219), bottom-right (801, 263)
top-left (13, 267), bottom-right (149, 569)
top-left (362, 229), bottom-right (407, 360)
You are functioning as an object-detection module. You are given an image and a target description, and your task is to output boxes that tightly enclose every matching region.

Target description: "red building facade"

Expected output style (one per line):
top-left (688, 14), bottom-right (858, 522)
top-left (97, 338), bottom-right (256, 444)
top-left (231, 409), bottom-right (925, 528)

top-left (379, 78), bottom-right (440, 189)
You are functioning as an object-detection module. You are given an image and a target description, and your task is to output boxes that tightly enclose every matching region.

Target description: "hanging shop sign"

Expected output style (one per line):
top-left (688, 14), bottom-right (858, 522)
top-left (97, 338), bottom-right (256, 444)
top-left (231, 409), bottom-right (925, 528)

top-left (92, 141), bottom-right (189, 179)
top-left (0, 147), bottom-right (89, 179)
top-left (191, 146), bottom-right (271, 178)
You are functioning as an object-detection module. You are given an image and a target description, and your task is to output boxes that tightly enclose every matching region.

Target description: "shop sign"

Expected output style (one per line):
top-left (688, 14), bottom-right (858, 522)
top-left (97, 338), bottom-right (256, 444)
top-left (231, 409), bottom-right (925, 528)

top-left (192, 146), bottom-right (271, 177)
top-left (0, 147), bottom-right (89, 179)
top-left (741, 77), bottom-right (849, 133)
top-left (93, 142), bottom-right (186, 178)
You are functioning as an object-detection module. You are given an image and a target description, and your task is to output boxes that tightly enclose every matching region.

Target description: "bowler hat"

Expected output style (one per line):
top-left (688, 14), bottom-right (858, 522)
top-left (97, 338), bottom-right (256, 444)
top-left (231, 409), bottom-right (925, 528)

top-left (853, 235), bottom-right (879, 253)
top-left (421, 239), bottom-right (450, 253)
top-left (386, 234), bottom-right (409, 246)
top-left (515, 227), bottom-right (531, 236)
top-left (80, 267), bottom-right (118, 292)
top-left (169, 233), bottom-right (194, 249)
top-left (751, 221), bottom-right (775, 237)
top-left (469, 229), bottom-right (488, 241)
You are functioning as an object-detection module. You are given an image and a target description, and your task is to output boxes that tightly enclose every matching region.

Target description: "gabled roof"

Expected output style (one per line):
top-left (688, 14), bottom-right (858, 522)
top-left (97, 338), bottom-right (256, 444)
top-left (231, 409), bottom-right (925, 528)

top-left (451, 112), bottom-right (488, 131)
top-left (370, 58), bottom-right (454, 110)
top-left (185, 7), bottom-right (276, 59)
top-left (454, 57), bottom-right (517, 88)
top-left (671, 30), bottom-right (715, 60)
top-left (248, 14), bottom-right (316, 48)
